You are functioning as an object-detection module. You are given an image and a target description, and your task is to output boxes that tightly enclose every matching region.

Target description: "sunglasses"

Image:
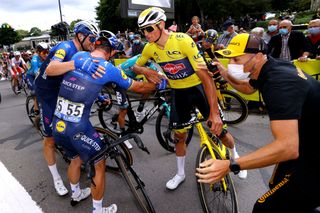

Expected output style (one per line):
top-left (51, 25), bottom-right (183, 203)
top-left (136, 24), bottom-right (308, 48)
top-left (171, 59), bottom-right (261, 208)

top-left (140, 25), bottom-right (157, 34)
top-left (88, 36), bottom-right (97, 43)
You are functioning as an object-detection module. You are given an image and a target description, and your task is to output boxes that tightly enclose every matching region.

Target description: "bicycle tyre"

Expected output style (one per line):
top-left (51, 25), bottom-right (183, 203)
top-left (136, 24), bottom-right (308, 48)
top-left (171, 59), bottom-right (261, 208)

top-left (155, 107), bottom-right (193, 153)
top-left (196, 145), bottom-right (238, 213)
top-left (219, 89), bottom-right (248, 125)
top-left (115, 154), bottom-right (155, 213)
top-left (94, 127), bottom-right (133, 171)
top-left (26, 95), bottom-right (35, 125)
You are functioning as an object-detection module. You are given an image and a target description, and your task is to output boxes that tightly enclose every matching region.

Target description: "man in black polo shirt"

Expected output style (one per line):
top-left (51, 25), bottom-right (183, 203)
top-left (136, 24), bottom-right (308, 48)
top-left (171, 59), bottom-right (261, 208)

top-left (195, 33), bottom-right (320, 212)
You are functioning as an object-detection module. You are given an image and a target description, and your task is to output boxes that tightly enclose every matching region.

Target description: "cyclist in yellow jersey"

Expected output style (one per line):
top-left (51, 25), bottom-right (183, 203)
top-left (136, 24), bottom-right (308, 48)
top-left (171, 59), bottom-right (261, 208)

top-left (133, 7), bottom-right (247, 190)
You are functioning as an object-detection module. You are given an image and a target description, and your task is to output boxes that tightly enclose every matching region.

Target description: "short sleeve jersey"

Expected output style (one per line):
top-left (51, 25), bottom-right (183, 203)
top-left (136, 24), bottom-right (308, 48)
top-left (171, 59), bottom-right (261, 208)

top-left (136, 32), bottom-right (204, 89)
top-left (54, 51), bottom-right (132, 123)
top-left (249, 57), bottom-right (320, 177)
top-left (35, 40), bottom-right (78, 90)
top-left (27, 55), bottom-right (42, 76)
top-left (11, 57), bottom-right (26, 68)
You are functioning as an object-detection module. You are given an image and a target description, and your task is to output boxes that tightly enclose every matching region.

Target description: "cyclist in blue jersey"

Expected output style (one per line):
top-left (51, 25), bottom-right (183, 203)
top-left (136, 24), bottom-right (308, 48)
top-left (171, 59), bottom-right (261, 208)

top-left (26, 42), bottom-right (49, 117)
top-left (52, 31), bottom-right (162, 213)
top-left (34, 20), bottom-right (104, 197)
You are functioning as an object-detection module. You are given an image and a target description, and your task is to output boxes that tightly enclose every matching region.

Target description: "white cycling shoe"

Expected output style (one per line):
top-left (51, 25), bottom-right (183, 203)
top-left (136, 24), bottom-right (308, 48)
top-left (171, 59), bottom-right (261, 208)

top-left (54, 179), bottom-right (68, 196)
top-left (70, 187), bottom-right (91, 206)
top-left (102, 204), bottom-right (118, 213)
top-left (233, 151), bottom-right (248, 179)
top-left (166, 174), bottom-right (185, 190)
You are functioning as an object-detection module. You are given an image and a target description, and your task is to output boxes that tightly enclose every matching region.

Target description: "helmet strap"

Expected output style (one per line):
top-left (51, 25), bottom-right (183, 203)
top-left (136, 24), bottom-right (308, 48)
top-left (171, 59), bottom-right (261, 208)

top-left (154, 24), bottom-right (162, 43)
top-left (76, 33), bottom-right (89, 51)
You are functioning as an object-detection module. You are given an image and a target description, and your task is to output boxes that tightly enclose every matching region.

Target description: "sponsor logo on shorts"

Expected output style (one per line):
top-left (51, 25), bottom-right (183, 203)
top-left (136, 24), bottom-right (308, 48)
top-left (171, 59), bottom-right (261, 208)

top-left (80, 135), bottom-right (101, 151)
top-left (73, 132), bottom-right (84, 140)
top-left (55, 120), bottom-right (66, 133)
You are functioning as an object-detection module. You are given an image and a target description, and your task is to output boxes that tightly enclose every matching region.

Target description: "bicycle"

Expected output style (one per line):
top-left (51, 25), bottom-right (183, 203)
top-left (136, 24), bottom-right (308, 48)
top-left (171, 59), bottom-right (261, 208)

top-left (155, 79), bottom-right (248, 153)
top-left (87, 127), bottom-right (155, 213)
top-left (98, 87), bottom-right (194, 152)
top-left (175, 110), bottom-right (238, 213)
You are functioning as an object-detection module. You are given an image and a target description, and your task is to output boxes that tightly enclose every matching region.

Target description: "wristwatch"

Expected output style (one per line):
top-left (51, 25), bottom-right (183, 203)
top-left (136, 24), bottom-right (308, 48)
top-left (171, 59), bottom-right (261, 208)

top-left (229, 158), bottom-right (240, 175)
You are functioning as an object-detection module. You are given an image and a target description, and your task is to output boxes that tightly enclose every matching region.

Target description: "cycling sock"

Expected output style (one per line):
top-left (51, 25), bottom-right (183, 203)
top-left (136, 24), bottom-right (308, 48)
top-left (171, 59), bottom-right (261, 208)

top-left (176, 156), bottom-right (186, 177)
top-left (48, 164), bottom-right (61, 181)
top-left (70, 182), bottom-right (81, 198)
top-left (92, 199), bottom-right (103, 213)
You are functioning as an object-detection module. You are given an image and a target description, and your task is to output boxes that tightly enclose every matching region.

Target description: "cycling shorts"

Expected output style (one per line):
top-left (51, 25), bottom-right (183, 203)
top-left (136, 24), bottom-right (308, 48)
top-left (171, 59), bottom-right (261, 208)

top-left (170, 84), bottom-right (227, 133)
top-left (36, 88), bottom-right (59, 137)
top-left (113, 84), bottom-right (129, 109)
top-left (11, 66), bottom-right (23, 77)
top-left (52, 119), bottom-right (106, 163)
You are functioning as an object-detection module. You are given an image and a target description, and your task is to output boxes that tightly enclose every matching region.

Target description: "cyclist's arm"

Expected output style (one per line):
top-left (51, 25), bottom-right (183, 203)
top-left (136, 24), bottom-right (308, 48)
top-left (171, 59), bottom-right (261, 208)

top-left (213, 60), bottom-right (257, 94)
top-left (133, 48), bottom-right (164, 83)
top-left (128, 80), bottom-right (156, 94)
top-left (20, 58), bottom-right (28, 71)
top-left (46, 60), bottom-right (75, 76)
top-left (196, 119), bottom-right (299, 184)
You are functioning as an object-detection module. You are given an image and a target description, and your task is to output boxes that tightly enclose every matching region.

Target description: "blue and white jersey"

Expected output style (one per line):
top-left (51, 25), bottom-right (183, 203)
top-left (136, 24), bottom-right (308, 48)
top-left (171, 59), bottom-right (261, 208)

top-left (54, 51), bottom-right (132, 123)
top-left (35, 40), bottom-right (78, 91)
top-left (27, 55), bottom-right (42, 76)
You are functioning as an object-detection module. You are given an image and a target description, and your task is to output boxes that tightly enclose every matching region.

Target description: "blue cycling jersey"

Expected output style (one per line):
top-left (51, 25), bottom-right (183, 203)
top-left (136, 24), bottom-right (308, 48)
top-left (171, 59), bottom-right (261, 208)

top-left (27, 55), bottom-right (42, 76)
top-left (54, 51), bottom-right (132, 124)
top-left (35, 40), bottom-right (78, 90)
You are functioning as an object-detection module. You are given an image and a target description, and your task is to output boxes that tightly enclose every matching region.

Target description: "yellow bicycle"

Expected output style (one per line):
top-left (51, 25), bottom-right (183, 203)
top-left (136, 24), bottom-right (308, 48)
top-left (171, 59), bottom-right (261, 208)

top-left (177, 111), bottom-right (239, 213)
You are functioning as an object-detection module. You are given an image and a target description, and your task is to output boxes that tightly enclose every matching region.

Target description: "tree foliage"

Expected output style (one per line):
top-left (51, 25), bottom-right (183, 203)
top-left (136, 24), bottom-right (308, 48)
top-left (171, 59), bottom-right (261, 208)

top-left (0, 23), bottom-right (20, 46)
top-left (29, 27), bottom-right (42, 36)
top-left (16, 29), bottom-right (29, 40)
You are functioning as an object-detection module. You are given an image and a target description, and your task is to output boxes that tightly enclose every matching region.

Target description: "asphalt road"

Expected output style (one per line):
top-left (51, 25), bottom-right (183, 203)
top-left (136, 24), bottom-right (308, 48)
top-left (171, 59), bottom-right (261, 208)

top-left (0, 79), bottom-right (275, 213)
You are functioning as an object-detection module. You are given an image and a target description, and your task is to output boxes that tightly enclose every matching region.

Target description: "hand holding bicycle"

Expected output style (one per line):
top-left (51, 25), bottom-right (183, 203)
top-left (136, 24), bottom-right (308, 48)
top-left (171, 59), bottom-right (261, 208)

top-left (143, 68), bottom-right (165, 84)
top-left (196, 158), bottom-right (230, 184)
top-left (74, 58), bottom-right (106, 79)
top-left (207, 113), bottom-right (223, 136)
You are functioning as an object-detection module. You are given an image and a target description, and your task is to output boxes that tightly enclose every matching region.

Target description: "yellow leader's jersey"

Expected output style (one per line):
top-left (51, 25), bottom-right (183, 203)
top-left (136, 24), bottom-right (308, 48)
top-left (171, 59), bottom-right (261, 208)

top-left (136, 32), bottom-right (205, 89)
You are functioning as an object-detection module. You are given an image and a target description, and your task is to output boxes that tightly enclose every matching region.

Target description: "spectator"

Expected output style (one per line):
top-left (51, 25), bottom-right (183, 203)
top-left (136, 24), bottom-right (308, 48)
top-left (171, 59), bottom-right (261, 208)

top-left (131, 34), bottom-right (145, 56)
top-left (306, 19), bottom-right (320, 59)
top-left (251, 27), bottom-right (265, 38)
top-left (216, 20), bottom-right (238, 50)
top-left (186, 16), bottom-right (204, 42)
top-left (238, 28), bottom-right (247, 34)
top-left (268, 20), bottom-right (311, 62)
top-left (119, 40), bottom-right (132, 59)
top-left (263, 19), bottom-right (279, 44)
top-left (168, 20), bottom-right (178, 32)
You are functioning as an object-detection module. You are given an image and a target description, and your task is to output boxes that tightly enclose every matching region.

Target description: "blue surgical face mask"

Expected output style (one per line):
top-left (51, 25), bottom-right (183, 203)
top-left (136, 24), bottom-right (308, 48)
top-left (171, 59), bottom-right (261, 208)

top-left (279, 28), bottom-right (289, 35)
top-left (223, 30), bottom-right (230, 35)
top-left (268, 25), bottom-right (277, 32)
top-left (133, 40), bottom-right (140, 44)
top-left (308, 27), bottom-right (320, 35)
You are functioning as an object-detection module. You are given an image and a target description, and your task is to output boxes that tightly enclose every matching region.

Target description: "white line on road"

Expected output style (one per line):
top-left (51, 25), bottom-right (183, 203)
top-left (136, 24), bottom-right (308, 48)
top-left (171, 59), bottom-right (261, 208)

top-left (0, 161), bottom-right (43, 213)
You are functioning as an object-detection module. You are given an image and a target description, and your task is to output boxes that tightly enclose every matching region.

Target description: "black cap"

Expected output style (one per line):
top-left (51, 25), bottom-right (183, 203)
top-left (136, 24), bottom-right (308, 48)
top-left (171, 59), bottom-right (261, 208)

top-left (222, 20), bottom-right (234, 30)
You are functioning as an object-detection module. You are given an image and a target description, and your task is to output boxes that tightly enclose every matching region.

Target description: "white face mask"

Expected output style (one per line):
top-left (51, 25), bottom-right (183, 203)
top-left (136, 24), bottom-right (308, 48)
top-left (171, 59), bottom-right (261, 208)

top-left (227, 64), bottom-right (250, 80)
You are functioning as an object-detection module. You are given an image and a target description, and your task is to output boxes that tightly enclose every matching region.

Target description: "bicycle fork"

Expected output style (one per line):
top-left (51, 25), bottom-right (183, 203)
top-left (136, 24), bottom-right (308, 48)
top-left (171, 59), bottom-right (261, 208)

top-left (195, 122), bottom-right (229, 192)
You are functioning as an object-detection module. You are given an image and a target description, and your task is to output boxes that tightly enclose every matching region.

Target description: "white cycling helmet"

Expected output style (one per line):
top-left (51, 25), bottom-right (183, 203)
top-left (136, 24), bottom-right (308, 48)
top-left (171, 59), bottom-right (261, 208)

top-left (36, 42), bottom-right (49, 52)
top-left (74, 20), bottom-right (100, 36)
top-left (14, 51), bottom-right (21, 56)
top-left (138, 7), bottom-right (167, 28)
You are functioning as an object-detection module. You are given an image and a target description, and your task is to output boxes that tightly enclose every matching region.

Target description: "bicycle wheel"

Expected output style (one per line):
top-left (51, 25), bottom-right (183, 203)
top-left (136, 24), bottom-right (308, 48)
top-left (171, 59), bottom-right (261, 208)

top-left (196, 145), bottom-right (238, 213)
top-left (219, 90), bottom-right (248, 125)
top-left (11, 79), bottom-right (19, 95)
top-left (155, 107), bottom-right (193, 153)
top-left (115, 154), bottom-right (155, 213)
top-left (26, 95), bottom-right (36, 125)
top-left (94, 127), bottom-right (133, 171)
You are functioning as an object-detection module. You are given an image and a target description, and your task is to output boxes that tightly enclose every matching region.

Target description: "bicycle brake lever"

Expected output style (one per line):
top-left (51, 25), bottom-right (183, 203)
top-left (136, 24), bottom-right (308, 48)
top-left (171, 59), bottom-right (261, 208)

top-left (132, 134), bottom-right (150, 155)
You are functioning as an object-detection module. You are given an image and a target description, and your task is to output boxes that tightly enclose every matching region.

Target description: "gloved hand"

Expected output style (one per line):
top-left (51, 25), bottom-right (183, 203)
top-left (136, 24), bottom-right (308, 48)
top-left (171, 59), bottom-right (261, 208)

top-left (156, 78), bottom-right (168, 90)
top-left (74, 58), bottom-right (99, 75)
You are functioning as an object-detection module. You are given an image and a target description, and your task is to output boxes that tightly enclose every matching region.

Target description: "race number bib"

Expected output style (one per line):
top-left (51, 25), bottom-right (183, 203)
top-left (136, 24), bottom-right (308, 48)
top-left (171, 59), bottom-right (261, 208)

top-left (54, 96), bottom-right (84, 123)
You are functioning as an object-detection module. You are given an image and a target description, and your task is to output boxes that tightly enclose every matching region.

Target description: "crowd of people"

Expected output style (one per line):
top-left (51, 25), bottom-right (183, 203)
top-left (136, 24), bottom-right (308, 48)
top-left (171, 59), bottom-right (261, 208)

top-left (1, 6), bottom-right (320, 213)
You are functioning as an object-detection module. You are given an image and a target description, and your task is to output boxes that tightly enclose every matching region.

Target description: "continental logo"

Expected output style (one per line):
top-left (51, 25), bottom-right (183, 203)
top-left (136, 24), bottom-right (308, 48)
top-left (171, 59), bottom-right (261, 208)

top-left (55, 120), bottom-right (66, 133)
top-left (296, 67), bottom-right (307, 80)
top-left (229, 42), bottom-right (241, 46)
top-left (257, 177), bottom-right (289, 203)
top-left (54, 49), bottom-right (66, 59)
top-left (121, 70), bottom-right (128, 80)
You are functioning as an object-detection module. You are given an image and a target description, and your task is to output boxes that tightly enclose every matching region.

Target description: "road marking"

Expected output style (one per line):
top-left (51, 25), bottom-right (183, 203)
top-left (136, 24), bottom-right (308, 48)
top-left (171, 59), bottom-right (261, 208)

top-left (0, 161), bottom-right (43, 213)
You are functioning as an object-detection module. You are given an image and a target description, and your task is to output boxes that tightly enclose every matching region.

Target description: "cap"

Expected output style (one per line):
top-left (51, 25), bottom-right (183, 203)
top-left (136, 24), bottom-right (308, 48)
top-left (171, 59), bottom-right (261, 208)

top-left (215, 33), bottom-right (266, 57)
top-left (222, 20), bottom-right (234, 30)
